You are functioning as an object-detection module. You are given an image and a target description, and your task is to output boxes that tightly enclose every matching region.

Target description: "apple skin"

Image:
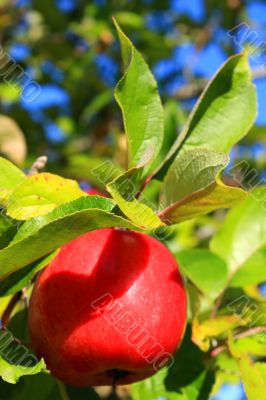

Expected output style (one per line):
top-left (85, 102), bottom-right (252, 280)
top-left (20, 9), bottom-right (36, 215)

top-left (28, 228), bottom-right (187, 387)
top-left (85, 187), bottom-right (105, 196)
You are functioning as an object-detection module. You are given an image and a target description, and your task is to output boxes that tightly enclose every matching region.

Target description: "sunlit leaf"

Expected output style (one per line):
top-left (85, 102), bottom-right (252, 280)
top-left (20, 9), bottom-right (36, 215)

top-left (157, 54), bottom-right (257, 179)
top-left (0, 328), bottom-right (46, 384)
top-left (7, 173), bottom-right (86, 220)
top-left (233, 334), bottom-right (266, 356)
top-left (0, 157), bottom-right (25, 205)
top-left (192, 316), bottom-right (243, 351)
top-left (131, 327), bottom-right (214, 400)
top-left (229, 336), bottom-right (266, 400)
top-left (0, 196), bottom-right (138, 281)
top-left (114, 19), bottom-right (164, 175)
top-left (159, 176), bottom-right (247, 224)
top-left (176, 249), bottom-right (228, 300)
top-left (211, 186), bottom-right (266, 286)
top-left (159, 149), bottom-right (229, 214)
top-left (107, 168), bottom-right (163, 229)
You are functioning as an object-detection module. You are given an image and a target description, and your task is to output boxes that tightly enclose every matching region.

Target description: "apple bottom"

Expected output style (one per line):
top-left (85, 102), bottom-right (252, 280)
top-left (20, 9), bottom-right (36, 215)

top-left (30, 313), bottom-right (177, 386)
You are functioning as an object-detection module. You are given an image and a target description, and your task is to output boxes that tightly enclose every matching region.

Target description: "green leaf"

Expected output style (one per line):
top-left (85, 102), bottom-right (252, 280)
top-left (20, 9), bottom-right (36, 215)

top-left (163, 326), bottom-right (214, 399)
top-left (157, 100), bottom-right (186, 167)
top-left (0, 196), bottom-right (138, 281)
top-left (0, 157), bottom-right (25, 205)
top-left (131, 368), bottom-right (176, 400)
top-left (210, 186), bottom-right (266, 286)
top-left (7, 173), bottom-right (86, 220)
top-left (131, 327), bottom-right (210, 400)
top-left (114, 19), bottom-right (164, 175)
top-left (131, 364), bottom-right (213, 400)
top-left (0, 327), bottom-right (46, 384)
top-left (159, 149), bottom-right (228, 212)
top-left (107, 168), bottom-right (163, 229)
top-left (230, 246), bottom-right (266, 287)
top-left (0, 84), bottom-right (21, 103)
top-left (0, 373), bottom-right (100, 399)
top-left (233, 334), bottom-right (266, 356)
top-left (176, 249), bottom-right (228, 300)
top-left (229, 337), bottom-right (266, 400)
top-left (159, 176), bottom-right (247, 224)
top-left (213, 351), bottom-right (240, 392)
top-left (0, 374), bottom-right (59, 399)
top-left (0, 252), bottom-right (57, 297)
top-left (8, 309), bottom-right (29, 344)
top-left (131, 368), bottom-right (202, 400)
top-left (0, 214), bottom-right (18, 250)
top-left (0, 356), bottom-right (46, 384)
top-left (157, 54), bottom-right (257, 178)
top-left (80, 89), bottom-right (113, 124)
top-left (179, 370), bottom-right (214, 400)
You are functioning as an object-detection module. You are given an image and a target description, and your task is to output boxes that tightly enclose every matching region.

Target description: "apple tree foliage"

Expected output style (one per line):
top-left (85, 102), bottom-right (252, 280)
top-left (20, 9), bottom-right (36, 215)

top-left (0, 22), bottom-right (265, 400)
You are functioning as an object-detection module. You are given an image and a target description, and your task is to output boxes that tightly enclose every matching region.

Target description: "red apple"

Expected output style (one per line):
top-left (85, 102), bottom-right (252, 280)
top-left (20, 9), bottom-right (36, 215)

top-left (28, 228), bottom-right (187, 387)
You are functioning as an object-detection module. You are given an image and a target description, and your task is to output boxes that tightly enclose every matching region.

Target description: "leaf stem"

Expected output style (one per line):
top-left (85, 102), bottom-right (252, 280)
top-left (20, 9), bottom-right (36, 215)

top-left (135, 175), bottom-right (152, 199)
top-left (56, 380), bottom-right (70, 400)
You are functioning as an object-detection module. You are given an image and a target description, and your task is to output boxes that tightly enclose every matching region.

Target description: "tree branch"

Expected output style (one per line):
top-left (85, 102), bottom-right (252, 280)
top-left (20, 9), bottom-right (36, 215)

top-left (1, 291), bottom-right (23, 327)
top-left (28, 155), bottom-right (48, 176)
top-left (173, 69), bottom-right (266, 100)
top-left (210, 326), bottom-right (266, 358)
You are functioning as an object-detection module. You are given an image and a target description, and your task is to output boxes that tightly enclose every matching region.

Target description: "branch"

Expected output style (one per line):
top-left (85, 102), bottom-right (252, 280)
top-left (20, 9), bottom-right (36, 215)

top-left (173, 68), bottom-right (266, 100)
top-left (1, 291), bottom-right (23, 327)
top-left (210, 326), bottom-right (266, 358)
top-left (28, 155), bottom-right (48, 176)
top-left (210, 288), bottom-right (226, 319)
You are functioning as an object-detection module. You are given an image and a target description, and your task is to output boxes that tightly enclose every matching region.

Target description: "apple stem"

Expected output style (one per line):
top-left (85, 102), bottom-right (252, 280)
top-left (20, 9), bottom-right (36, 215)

top-left (56, 380), bottom-right (70, 400)
top-left (108, 385), bottom-right (120, 399)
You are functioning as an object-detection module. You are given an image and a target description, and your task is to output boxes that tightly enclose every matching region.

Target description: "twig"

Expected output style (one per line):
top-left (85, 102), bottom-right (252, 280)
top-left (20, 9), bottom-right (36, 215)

top-left (28, 155), bottom-right (48, 175)
top-left (210, 288), bottom-right (226, 318)
top-left (210, 344), bottom-right (227, 358)
top-left (136, 175), bottom-right (152, 199)
top-left (1, 291), bottom-right (23, 327)
top-left (173, 68), bottom-right (266, 100)
top-left (234, 325), bottom-right (266, 340)
top-left (107, 384), bottom-right (120, 399)
top-left (210, 326), bottom-right (266, 358)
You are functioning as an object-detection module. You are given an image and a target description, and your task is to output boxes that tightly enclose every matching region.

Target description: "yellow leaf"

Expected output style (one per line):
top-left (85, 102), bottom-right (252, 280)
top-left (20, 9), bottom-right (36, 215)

top-left (7, 173), bottom-right (86, 220)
